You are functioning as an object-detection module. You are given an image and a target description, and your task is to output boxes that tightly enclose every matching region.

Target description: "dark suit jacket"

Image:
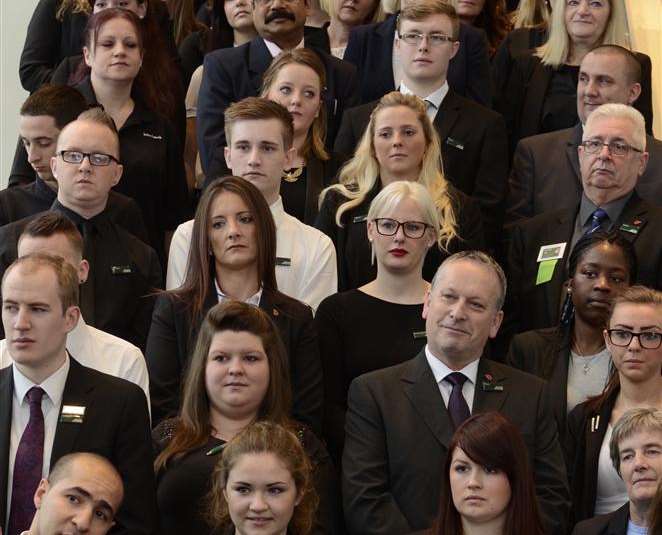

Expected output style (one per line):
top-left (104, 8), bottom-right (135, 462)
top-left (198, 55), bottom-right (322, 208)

top-left (145, 286), bottom-right (323, 434)
top-left (333, 90), bottom-right (508, 249)
top-left (0, 357), bottom-right (156, 535)
top-left (566, 388), bottom-right (619, 524)
top-left (196, 35), bottom-right (358, 176)
top-left (504, 192), bottom-right (662, 336)
top-left (507, 124), bottom-right (662, 222)
top-left (342, 352), bottom-right (570, 535)
top-left (344, 14), bottom-right (492, 107)
top-left (571, 503), bottom-right (630, 535)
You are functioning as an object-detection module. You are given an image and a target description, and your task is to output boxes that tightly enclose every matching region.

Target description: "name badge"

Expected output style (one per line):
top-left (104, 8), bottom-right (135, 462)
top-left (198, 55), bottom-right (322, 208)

top-left (620, 218), bottom-right (645, 235)
top-left (352, 215), bottom-right (368, 223)
top-left (60, 405), bottom-right (85, 424)
top-left (111, 265), bottom-right (133, 275)
top-left (536, 243), bottom-right (566, 286)
top-left (412, 330), bottom-right (426, 339)
top-left (446, 137), bottom-right (464, 150)
top-left (276, 257), bottom-right (291, 267)
top-left (142, 132), bottom-right (163, 140)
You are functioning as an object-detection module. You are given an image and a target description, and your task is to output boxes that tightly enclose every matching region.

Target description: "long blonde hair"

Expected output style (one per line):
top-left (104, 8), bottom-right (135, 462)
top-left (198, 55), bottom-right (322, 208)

top-left (536, 0), bottom-right (631, 68)
top-left (56, 0), bottom-right (91, 20)
top-left (319, 91), bottom-right (458, 250)
top-left (513, 0), bottom-right (550, 29)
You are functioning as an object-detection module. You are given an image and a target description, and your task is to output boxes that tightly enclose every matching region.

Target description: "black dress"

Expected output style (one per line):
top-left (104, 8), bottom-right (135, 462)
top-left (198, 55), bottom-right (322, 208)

top-left (315, 181), bottom-right (485, 291)
top-left (315, 289), bottom-right (426, 462)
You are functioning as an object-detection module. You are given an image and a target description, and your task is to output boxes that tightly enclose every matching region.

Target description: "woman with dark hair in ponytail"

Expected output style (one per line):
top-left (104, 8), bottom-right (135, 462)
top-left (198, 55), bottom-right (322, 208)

top-left (507, 230), bottom-right (636, 443)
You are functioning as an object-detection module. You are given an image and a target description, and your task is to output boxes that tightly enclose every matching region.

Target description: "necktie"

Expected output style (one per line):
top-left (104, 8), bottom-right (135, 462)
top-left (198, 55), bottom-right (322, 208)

top-left (8, 386), bottom-right (45, 535)
top-left (444, 372), bottom-right (470, 429)
top-left (587, 208), bottom-right (609, 235)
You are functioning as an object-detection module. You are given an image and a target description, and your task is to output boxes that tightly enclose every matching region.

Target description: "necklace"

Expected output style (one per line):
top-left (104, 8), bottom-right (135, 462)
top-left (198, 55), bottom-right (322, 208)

top-left (572, 337), bottom-right (606, 374)
top-left (282, 166), bottom-right (303, 183)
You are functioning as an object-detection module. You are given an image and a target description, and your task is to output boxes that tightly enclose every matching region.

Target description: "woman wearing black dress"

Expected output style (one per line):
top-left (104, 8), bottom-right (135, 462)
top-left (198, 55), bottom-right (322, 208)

top-left (154, 302), bottom-right (339, 535)
top-left (316, 180), bottom-right (439, 462)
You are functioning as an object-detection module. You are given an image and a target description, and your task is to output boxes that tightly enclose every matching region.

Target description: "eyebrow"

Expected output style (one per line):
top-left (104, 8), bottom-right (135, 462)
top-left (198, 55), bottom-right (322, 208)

top-left (612, 324), bottom-right (662, 330)
top-left (66, 487), bottom-right (115, 515)
top-left (2, 299), bottom-right (51, 308)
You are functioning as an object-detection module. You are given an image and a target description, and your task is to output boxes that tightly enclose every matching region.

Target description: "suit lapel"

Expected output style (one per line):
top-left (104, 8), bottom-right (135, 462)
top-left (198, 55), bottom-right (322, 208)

top-left (548, 333), bottom-right (571, 433)
top-left (401, 352), bottom-right (454, 449)
top-left (472, 359), bottom-right (508, 414)
top-left (435, 90), bottom-right (461, 143)
top-left (615, 192), bottom-right (649, 244)
top-left (540, 210), bottom-right (575, 325)
top-left (520, 61), bottom-right (553, 138)
top-left (606, 503), bottom-right (630, 534)
top-left (0, 366), bottom-right (13, 528)
top-left (564, 124), bottom-right (583, 183)
top-left (376, 15), bottom-right (397, 95)
top-left (248, 39), bottom-right (274, 94)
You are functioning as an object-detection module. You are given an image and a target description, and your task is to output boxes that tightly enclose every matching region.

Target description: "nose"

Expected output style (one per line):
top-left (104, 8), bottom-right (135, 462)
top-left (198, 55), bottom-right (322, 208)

top-left (594, 273), bottom-right (611, 291)
top-left (14, 307), bottom-right (31, 331)
top-left (633, 451), bottom-right (650, 471)
top-left (393, 223), bottom-right (406, 242)
top-left (73, 506), bottom-right (94, 531)
top-left (467, 471), bottom-right (483, 490)
top-left (247, 146), bottom-right (261, 167)
top-left (225, 217), bottom-right (242, 239)
top-left (249, 492), bottom-right (268, 512)
top-left (227, 355), bottom-right (245, 375)
top-left (417, 35), bottom-right (430, 52)
top-left (392, 131), bottom-right (404, 147)
top-left (448, 300), bottom-right (467, 321)
top-left (584, 78), bottom-right (598, 96)
top-left (577, 0), bottom-right (590, 14)
top-left (26, 145), bottom-right (40, 164)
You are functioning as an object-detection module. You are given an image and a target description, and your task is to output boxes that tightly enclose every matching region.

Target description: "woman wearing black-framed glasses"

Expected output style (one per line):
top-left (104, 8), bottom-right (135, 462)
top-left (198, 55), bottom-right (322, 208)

top-left (566, 285), bottom-right (662, 526)
top-left (315, 180), bottom-right (438, 463)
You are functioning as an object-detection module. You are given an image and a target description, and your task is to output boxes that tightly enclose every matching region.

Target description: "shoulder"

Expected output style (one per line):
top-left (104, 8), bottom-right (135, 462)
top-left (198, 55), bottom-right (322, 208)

top-left (511, 327), bottom-right (562, 349)
top-left (449, 91), bottom-right (502, 122)
top-left (485, 359), bottom-right (546, 392)
top-left (571, 505), bottom-right (628, 534)
top-left (83, 324), bottom-right (144, 361)
top-left (266, 289), bottom-right (314, 319)
top-left (317, 289), bottom-right (360, 314)
top-left (458, 21), bottom-right (485, 43)
top-left (282, 212), bottom-right (333, 248)
top-left (70, 358), bottom-right (144, 398)
top-left (352, 355), bottom-right (418, 391)
top-left (152, 417), bottom-right (180, 450)
top-left (348, 19), bottom-right (382, 39)
top-left (203, 41), bottom-right (248, 70)
top-left (115, 226), bottom-right (160, 263)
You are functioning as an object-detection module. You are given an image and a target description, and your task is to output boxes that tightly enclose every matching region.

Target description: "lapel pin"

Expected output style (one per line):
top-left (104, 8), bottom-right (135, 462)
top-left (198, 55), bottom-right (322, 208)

top-left (481, 373), bottom-right (504, 392)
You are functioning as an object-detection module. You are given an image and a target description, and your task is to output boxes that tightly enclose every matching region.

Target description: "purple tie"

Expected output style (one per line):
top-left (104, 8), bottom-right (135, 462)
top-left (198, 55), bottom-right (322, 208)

top-left (8, 386), bottom-right (45, 535)
top-left (587, 208), bottom-right (609, 234)
top-left (444, 372), bottom-right (470, 429)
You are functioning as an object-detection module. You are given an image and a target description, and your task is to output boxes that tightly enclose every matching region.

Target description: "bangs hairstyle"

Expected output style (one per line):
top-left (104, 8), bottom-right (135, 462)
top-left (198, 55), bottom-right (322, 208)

top-left (432, 412), bottom-right (544, 535)
top-left (225, 97), bottom-right (294, 150)
top-left (513, 0), bottom-right (551, 29)
top-left (319, 91), bottom-right (458, 250)
top-left (397, 0), bottom-right (460, 41)
top-left (20, 85), bottom-right (88, 129)
top-left (206, 421), bottom-right (317, 535)
top-left (584, 103), bottom-right (646, 152)
top-left (610, 408), bottom-right (662, 475)
top-left (154, 301), bottom-right (292, 472)
top-left (172, 176), bottom-right (277, 323)
top-left (19, 212), bottom-right (85, 260)
top-left (536, 0), bottom-right (631, 68)
top-left (261, 49), bottom-right (329, 162)
top-left (320, 0), bottom-right (385, 25)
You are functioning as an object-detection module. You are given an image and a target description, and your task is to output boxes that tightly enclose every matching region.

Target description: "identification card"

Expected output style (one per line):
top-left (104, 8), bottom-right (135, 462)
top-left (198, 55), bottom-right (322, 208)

top-left (537, 243), bottom-right (567, 262)
top-left (111, 265), bottom-right (133, 275)
top-left (275, 257), bottom-right (292, 267)
top-left (412, 330), bottom-right (426, 339)
top-left (352, 215), bottom-right (368, 223)
top-left (446, 137), bottom-right (465, 150)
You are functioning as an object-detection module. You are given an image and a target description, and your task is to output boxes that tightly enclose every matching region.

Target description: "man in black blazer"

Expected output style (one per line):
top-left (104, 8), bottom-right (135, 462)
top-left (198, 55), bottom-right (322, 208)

top-left (344, 1), bottom-right (491, 106)
top-left (196, 0), bottom-right (358, 177)
top-left (0, 254), bottom-right (155, 535)
top-left (505, 103), bottom-right (662, 338)
top-left (342, 251), bottom-right (570, 535)
top-left (508, 45), bottom-right (662, 223)
top-left (335, 0), bottom-right (508, 250)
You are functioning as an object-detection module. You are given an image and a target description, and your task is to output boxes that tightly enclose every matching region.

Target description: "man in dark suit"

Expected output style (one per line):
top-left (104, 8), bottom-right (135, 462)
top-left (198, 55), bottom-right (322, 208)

top-left (508, 45), bottom-right (662, 223)
top-left (505, 103), bottom-right (662, 338)
top-left (342, 250), bottom-right (570, 535)
top-left (335, 0), bottom-right (508, 250)
top-left (571, 408), bottom-right (662, 534)
top-left (344, 0), bottom-right (491, 106)
top-left (0, 254), bottom-right (155, 535)
top-left (196, 0), bottom-right (358, 177)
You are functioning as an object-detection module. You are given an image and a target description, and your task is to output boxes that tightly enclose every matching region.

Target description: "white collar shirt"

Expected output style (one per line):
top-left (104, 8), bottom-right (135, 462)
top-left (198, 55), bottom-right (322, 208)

top-left (400, 81), bottom-right (448, 122)
top-left (424, 345), bottom-right (479, 411)
top-left (215, 279), bottom-right (263, 307)
top-left (263, 37), bottom-right (305, 57)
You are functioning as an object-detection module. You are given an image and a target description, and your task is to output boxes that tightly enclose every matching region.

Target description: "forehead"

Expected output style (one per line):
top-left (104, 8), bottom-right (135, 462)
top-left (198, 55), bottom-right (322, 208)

top-left (97, 17), bottom-right (139, 38)
top-left (610, 302), bottom-right (662, 325)
top-left (374, 106), bottom-right (421, 129)
top-left (584, 115), bottom-right (636, 142)
top-left (272, 63), bottom-right (320, 88)
top-left (434, 259), bottom-right (500, 301)
top-left (227, 452), bottom-right (293, 483)
top-left (576, 242), bottom-right (628, 268)
top-left (18, 115), bottom-right (60, 137)
top-left (53, 463), bottom-right (123, 510)
top-left (375, 196), bottom-right (424, 219)
top-left (57, 121), bottom-right (118, 154)
top-left (2, 265), bottom-right (61, 304)
top-left (209, 329), bottom-right (265, 352)
top-left (400, 13), bottom-right (453, 33)
top-left (229, 118), bottom-right (286, 148)
top-left (210, 191), bottom-right (250, 215)
top-left (18, 234), bottom-right (77, 260)
top-left (581, 52), bottom-right (627, 79)
top-left (619, 428), bottom-right (662, 450)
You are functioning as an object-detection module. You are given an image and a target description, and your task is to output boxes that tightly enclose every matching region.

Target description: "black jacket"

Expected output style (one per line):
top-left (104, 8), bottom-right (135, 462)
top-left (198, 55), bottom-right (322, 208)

top-left (571, 503), bottom-right (630, 535)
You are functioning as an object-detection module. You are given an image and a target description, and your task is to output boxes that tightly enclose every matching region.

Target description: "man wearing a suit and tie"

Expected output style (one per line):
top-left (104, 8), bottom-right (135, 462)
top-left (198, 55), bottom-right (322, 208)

top-left (342, 250), bottom-right (570, 535)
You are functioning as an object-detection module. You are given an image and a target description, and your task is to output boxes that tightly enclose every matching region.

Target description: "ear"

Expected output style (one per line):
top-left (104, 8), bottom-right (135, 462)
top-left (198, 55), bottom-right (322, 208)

top-left (83, 46), bottom-right (92, 67)
top-left (283, 146), bottom-right (296, 170)
top-left (489, 309), bottom-right (504, 339)
top-left (50, 156), bottom-right (59, 182)
top-left (367, 220), bottom-right (376, 242)
top-left (449, 40), bottom-right (460, 60)
top-left (111, 163), bottom-right (123, 188)
top-left (627, 83), bottom-right (642, 105)
top-left (136, 1), bottom-right (148, 18)
top-left (64, 306), bottom-right (80, 333)
top-left (224, 146), bottom-right (232, 170)
top-left (78, 259), bottom-right (90, 285)
top-left (33, 478), bottom-right (50, 509)
top-left (637, 151), bottom-right (649, 176)
top-left (422, 288), bottom-right (431, 319)
top-left (295, 489), bottom-right (303, 506)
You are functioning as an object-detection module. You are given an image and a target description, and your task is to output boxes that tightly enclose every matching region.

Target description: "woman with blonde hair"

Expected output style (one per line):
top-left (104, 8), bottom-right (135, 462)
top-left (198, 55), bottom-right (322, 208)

top-left (322, 0), bottom-right (384, 58)
top-left (316, 180), bottom-right (439, 462)
top-left (261, 49), bottom-right (344, 224)
top-left (316, 91), bottom-right (484, 291)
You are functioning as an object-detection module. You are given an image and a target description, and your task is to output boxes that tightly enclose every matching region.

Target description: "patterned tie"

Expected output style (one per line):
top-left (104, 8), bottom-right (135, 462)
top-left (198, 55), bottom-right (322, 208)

top-left (444, 372), bottom-right (471, 429)
top-left (587, 208), bottom-right (609, 235)
top-left (8, 386), bottom-right (45, 535)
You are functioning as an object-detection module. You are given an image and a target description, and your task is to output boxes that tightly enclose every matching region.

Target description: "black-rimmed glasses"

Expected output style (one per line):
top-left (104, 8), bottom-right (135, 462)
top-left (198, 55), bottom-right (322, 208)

top-left (606, 329), bottom-right (662, 349)
top-left (59, 150), bottom-right (119, 166)
top-left (373, 218), bottom-right (430, 239)
top-left (580, 140), bottom-right (643, 157)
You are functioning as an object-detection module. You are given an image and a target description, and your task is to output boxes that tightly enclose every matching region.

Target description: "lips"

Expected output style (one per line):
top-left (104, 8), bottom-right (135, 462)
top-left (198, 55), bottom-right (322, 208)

top-left (225, 381), bottom-right (248, 387)
top-left (464, 495), bottom-right (485, 502)
top-left (12, 338), bottom-right (35, 349)
top-left (389, 248), bottom-right (408, 257)
top-left (389, 153), bottom-right (407, 159)
top-left (441, 324), bottom-right (469, 335)
top-left (587, 298), bottom-right (611, 308)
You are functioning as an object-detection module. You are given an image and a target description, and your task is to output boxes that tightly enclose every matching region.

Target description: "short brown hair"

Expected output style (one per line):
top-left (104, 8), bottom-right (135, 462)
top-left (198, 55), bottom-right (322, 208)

top-left (19, 212), bottom-right (84, 259)
top-left (397, 0), bottom-right (460, 40)
top-left (20, 85), bottom-right (88, 130)
top-left (2, 254), bottom-right (80, 312)
top-left (610, 408), bottom-right (662, 475)
top-left (224, 97), bottom-right (294, 150)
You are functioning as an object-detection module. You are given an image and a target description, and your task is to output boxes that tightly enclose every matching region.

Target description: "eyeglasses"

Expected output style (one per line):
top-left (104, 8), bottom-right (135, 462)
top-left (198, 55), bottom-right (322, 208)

top-left (373, 218), bottom-right (430, 239)
top-left (59, 150), bottom-right (119, 166)
top-left (580, 139), bottom-right (643, 157)
top-left (398, 32), bottom-right (455, 47)
top-left (606, 329), bottom-right (662, 349)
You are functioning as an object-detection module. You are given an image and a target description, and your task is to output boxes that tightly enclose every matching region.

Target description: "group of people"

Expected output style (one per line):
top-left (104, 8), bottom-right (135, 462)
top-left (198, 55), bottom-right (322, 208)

top-left (1, 0), bottom-right (661, 534)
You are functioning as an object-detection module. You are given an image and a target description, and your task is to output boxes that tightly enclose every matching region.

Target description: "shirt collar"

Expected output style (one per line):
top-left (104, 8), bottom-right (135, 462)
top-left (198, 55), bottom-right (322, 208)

top-left (262, 37), bottom-right (305, 58)
top-left (269, 196), bottom-right (285, 228)
top-left (400, 81), bottom-right (449, 110)
top-left (215, 279), bottom-right (263, 307)
top-left (12, 354), bottom-right (70, 409)
top-left (424, 345), bottom-right (480, 385)
top-left (578, 191), bottom-right (633, 227)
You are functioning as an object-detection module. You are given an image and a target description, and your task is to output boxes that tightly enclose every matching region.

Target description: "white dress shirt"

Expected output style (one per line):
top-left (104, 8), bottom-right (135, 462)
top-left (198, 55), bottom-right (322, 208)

top-left (263, 37), bottom-right (305, 58)
top-left (1, 317), bottom-right (150, 411)
top-left (400, 81), bottom-right (449, 122)
top-left (166, 196), bottom-right (338, 311)
top-left (424, 345), bottom-right (479, 411)
top-left (7, 356), bottom-right (70, 525)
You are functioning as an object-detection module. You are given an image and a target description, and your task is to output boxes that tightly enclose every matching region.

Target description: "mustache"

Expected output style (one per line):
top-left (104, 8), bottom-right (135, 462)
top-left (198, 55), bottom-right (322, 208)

top-left (265, 8), bottom-right (295, 23)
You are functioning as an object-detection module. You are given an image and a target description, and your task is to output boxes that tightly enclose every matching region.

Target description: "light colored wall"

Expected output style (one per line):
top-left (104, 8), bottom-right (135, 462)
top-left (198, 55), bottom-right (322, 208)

top-left (0, 0), bottom-right (38, 188)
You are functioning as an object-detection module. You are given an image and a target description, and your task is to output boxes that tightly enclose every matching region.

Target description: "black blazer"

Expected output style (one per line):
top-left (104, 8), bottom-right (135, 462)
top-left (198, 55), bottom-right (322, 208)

top-left (504, 192), bottom-right (662, 337)
top-left (0, 357), bottom-right (156, 535)
top-left (342, 352), bottom-right (570, 535)
top-left (507, 124), bottom-right (662, 222)
top-left (566, 388), bottom-right (619, 524)
top-left (333, 90), bottom-right (508, 250)
top-left (571, 503), bottom-right (629, 535)
top-left (344, 14), bottom-right (492, 107)
top-left (196, 35), bottom-right (358, 177)
top-left (145, 285), bottom-right (324, 434)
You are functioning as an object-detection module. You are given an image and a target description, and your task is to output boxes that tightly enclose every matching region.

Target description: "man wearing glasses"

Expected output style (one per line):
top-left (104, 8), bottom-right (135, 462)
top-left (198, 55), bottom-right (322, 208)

top-left (335, 0), bottom-right (508, 252)
top-left (0, 109), bottom-right (162, 351)
top-left (505, 103), bottom-right (662, 341)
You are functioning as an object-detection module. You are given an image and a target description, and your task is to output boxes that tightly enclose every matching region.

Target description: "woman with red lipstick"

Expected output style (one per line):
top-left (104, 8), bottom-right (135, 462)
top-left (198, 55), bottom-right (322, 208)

top-left (316, 180), bottom-right (438, 462)
top-left (430, 411), bottom-right (545, 535)
top-left (154, 302), bottom-right (337, 535)
top-left (566, 286), bottom-right (662, 525)
top-left (508, 230), bottom-right (636, 443)
top-left (316, 91), bottom-right (484, 291)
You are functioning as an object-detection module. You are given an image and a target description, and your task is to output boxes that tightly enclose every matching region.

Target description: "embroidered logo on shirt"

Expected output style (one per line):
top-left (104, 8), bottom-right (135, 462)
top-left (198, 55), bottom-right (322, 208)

top-left (142, 132), bottom-right (163, 140)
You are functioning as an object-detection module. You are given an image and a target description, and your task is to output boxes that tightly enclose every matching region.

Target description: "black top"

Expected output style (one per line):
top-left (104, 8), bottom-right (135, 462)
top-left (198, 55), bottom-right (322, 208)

top-left (315, 181), bottom-right (485, 291)
top-left (315, 289), bottom-right (426, 462)
top-left (281, 167), bottom-right (308, 223)
top-left (541, 64), bottom-right (580, 134)
top-left (75, 77), bottom-right (190, 260)
top-left (178, 29), bottom-right (207, 90)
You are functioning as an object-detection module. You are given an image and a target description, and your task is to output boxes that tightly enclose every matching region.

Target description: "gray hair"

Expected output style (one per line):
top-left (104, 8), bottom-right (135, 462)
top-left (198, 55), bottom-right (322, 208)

top-left (430, 251), bottom-right (507, 310)
top-left (584, 103), bottom-right (646, 152)
top-left (610, 408), bottom-right (662, 475)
